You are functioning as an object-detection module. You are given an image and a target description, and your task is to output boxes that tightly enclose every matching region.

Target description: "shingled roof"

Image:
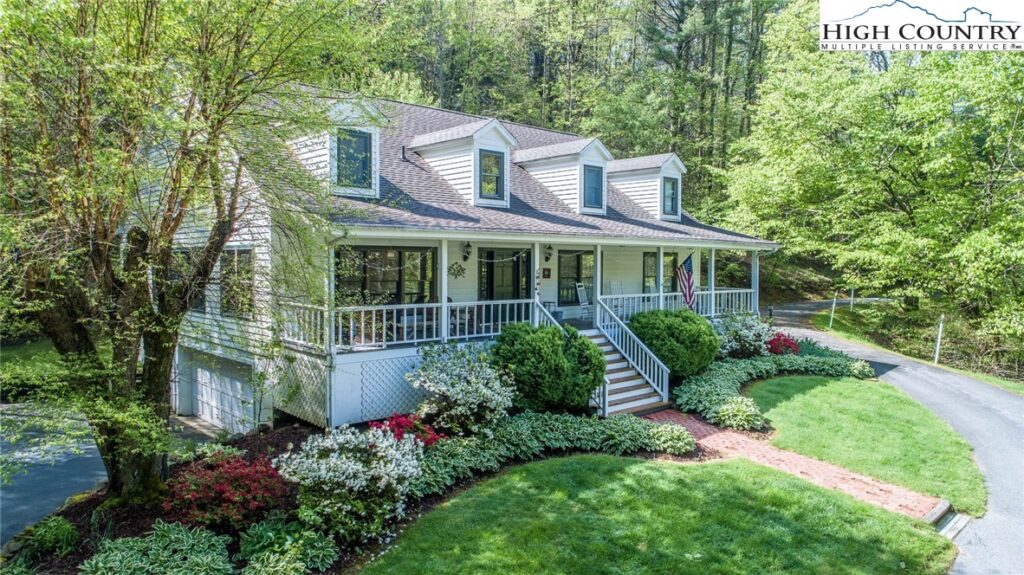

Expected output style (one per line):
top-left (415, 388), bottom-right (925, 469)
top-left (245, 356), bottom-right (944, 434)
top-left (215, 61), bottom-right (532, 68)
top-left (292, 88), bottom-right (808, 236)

top-left (327, 100), bottom-right (776, 249)
top-left (607, 153), bottom-right (680, 174)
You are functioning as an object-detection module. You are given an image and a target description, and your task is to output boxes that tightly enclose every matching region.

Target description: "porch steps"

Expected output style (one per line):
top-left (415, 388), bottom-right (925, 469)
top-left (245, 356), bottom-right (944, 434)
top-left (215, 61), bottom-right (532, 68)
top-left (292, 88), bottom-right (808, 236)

top-left (581, 330), bottom-right (668, 416)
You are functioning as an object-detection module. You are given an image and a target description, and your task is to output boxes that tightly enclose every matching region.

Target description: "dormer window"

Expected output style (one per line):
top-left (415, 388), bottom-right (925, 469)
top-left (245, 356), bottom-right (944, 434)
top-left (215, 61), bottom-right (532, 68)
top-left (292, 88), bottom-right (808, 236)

top-left (478, 149), bottom-right (505, 200)
top-left (337, 129), bottom-right (373, 189)
top-left (662, 176), bottom-right (679, 217)
top-left (583, 165), bottom-right (604, 209)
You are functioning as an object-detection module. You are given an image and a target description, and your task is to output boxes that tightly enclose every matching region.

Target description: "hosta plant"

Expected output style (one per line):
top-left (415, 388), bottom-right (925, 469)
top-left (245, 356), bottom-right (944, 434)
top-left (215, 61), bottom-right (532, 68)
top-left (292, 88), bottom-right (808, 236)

top-left (78, 521), bottom-right (233, 575)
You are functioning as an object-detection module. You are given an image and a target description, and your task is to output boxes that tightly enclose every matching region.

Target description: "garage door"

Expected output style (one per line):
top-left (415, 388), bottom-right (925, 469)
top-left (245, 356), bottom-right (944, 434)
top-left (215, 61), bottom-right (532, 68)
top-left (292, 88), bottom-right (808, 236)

top-left (178, 348), bottom-right (255, 434)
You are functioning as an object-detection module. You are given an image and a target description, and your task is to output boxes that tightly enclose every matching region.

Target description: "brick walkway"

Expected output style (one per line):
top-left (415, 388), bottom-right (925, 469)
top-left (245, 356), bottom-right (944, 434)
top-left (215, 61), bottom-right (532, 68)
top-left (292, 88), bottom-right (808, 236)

top-left (644, 410), bottom-right (944, 520)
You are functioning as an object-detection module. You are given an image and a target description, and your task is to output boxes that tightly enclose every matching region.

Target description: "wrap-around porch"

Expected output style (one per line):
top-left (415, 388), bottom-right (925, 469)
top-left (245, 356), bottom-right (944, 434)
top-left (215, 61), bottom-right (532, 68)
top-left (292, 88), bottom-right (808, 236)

top-left (280, 238), bottom-right (762, 354)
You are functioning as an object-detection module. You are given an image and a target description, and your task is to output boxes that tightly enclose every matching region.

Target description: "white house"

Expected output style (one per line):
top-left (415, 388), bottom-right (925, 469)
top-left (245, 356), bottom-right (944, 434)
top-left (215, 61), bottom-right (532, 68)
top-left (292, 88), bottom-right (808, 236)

top-left (170, 98), bottom-right (778, 434)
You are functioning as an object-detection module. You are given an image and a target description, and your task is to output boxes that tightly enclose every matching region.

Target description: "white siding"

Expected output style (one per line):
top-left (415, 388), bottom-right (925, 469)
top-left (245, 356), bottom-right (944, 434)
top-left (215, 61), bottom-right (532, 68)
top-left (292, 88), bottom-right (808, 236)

top-left (521, 158), bottom-right (579, 212)
top-left (609, 170), bottom-right (660, 219)
top-left (418, 141), bottom-right (475, 203)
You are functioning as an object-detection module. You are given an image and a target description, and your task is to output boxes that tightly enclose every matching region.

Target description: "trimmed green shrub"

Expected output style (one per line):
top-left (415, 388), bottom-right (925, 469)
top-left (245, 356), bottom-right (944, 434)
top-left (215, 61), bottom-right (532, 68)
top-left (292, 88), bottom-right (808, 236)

top-left (629, 310), bottom-right (718, 379)
top-left (409, 412), bottom-right (696, 498)
top-left (674, 341), bottom-right (874, 430)
top-left (491, 323), bottom-right (605, 413)
top-left (78, 521), bottom-right (233, 575)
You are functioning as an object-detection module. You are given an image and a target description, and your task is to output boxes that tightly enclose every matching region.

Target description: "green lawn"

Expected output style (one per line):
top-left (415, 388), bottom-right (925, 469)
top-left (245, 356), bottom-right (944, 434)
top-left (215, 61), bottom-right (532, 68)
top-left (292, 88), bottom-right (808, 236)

top-left (746, 375), bottom-right (986, 515)
top-left (811, 306), bottom-right (1024, 397)
top-left (0, 337), bottom-right (59, 365)
top-left (362, 455), bottom-right (954, 575)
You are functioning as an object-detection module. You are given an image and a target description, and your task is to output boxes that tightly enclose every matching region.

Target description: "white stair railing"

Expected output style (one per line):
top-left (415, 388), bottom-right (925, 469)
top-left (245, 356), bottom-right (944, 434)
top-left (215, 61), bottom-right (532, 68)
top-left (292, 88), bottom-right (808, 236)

top-left (595, 298), bottom-right (670, 403)
top-left (533, 296), bottom-right (561, 329)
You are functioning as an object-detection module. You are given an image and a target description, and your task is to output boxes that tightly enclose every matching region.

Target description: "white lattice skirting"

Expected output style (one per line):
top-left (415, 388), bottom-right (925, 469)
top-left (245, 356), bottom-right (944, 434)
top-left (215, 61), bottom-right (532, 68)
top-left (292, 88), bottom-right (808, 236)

top-left (332, 347), bottom-right (426, 425)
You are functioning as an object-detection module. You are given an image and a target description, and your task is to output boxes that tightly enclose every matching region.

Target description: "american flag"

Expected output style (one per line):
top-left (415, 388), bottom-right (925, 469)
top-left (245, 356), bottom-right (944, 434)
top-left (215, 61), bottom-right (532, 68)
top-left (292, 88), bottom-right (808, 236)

top-left (675, 255), bottom-right (697, 311)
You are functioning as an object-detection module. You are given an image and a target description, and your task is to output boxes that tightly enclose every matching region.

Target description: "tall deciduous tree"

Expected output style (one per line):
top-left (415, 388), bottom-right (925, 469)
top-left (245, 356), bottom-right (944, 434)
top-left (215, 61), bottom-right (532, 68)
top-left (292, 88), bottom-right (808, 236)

top-left (0, 0), bottom-right (363, 500)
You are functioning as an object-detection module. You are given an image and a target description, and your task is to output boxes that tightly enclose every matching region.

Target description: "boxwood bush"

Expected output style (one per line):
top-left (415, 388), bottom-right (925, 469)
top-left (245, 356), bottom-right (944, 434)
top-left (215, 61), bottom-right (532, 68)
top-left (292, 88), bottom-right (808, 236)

top-left (674, 339), bottom-right (874, 430)
top-left (410, 412), bottom-right (696, 498)
top-left (628, 310), bottom-right (718, 379)
top-left (491, 323), bottom-right (605, 413)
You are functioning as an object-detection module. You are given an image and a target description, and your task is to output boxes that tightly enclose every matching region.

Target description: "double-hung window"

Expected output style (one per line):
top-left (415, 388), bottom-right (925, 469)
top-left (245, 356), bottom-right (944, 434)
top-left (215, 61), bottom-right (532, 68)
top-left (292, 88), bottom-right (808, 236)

top-left (662, 176), bottom-right (680, 217)
top-left (478, 150), bottom-right (505, 200)
top-left (642, 252), bottom-right (679, 293)
top-left (583, 165), bottom-right (603, 209)
top-left (220, 248), bottom-right (254, 319)
top-left (171, 248), bottom-right (207, 313)
top-left (337, 129), bottom-right (373, 189)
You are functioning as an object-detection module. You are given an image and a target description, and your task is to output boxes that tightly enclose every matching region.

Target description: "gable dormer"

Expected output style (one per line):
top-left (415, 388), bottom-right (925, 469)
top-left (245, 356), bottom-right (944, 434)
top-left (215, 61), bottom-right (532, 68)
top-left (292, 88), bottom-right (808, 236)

top-left (408, 119), bottom-right (518, 208)
top-left (607, 153), bottom-right (687, 221)
top-left (513, 138), bottom-right (614, 215)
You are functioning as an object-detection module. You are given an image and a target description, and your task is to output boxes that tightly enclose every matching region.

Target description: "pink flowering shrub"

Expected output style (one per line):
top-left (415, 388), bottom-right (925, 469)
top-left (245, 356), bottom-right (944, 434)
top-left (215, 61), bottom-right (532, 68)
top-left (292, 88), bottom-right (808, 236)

top-left (370, 413), bottom-right (446, 447)
top-left (162, 454), bottom-right (287, 527)
top-left (767, 332), bottom-right (800, 355)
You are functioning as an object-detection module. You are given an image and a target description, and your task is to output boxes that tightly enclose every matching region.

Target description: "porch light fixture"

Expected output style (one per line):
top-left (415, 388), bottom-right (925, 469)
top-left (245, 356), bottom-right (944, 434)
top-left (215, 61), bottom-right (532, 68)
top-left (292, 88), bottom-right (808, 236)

top-left (544, 244), bottom-right (554, 262)
top-left (462, 241), bottom-right (473, 262)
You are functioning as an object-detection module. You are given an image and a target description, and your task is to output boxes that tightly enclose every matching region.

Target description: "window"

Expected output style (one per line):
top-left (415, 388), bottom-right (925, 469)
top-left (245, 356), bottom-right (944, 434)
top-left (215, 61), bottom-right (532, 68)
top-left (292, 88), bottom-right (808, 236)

top-left (662, 176), bottom-right (680, 216)
top-left (583, 165), bottom-right (603, 209)
top-left (478, 150), bottom-right (505, 200)
top-left (642, 252), bottom-right (679, 293)
top-left (220, 249), bottom-right (254, 318)
top-left (170, 248), bottom-right (207, 313)
top-left (337, 129), bottom-right (373, 189)
top-left (335, 247), bottom-right (436, 305)
top-left (558, 251), bottom-right (594, 305)
top-left (478, 249), bottom-right (531, 301)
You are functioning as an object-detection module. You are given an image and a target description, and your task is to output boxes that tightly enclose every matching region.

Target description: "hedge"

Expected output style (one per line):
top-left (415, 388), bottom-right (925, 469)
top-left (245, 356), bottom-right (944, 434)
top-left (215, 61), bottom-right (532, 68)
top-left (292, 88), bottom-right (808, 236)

top-left (628, 309), bottom-right (719, 379)
top-left (674, 339), bottom-right (874, 430)
top-left (409, 412), bottom-right (696, 498)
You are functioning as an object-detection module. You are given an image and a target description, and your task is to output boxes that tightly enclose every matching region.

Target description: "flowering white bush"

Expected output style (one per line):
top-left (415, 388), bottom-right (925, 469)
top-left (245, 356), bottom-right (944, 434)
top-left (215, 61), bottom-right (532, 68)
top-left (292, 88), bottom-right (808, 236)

top-left (714, 313), bottom-right (776, 358)
top-left (406, 343), bottom-right (515, 435)
top-left (273, 426), bottom-right (421, 545)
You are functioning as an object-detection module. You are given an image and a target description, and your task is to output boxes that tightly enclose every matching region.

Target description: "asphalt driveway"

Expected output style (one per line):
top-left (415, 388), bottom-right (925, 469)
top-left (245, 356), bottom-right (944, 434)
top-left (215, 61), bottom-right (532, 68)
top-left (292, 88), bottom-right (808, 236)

top-left (772, 301), bottom-right (1024, 575)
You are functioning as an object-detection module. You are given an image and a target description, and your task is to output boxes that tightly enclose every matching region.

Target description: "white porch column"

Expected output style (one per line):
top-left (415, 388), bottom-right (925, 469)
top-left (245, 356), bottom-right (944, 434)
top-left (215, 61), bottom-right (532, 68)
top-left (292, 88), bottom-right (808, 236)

top-left (709, 248), bottom-right (717, 317)
top-left (656, 246), bottom-right (664, 310)
top-left (440, 239), bottom-right (449, 341)
top-left (325, 245), bottom-right (335, 354)
top-left (751, 250), bottom-right (760, 315)
top-left (594, 244), bottom-right (602, 305)
top-left (532, 242), bottom-right (541, 327)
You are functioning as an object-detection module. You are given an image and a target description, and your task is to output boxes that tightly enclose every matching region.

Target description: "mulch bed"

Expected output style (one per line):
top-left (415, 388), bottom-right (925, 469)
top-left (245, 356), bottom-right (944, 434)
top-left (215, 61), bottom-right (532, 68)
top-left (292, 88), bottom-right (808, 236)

top-left (25, 422), bottom-right (323, 575)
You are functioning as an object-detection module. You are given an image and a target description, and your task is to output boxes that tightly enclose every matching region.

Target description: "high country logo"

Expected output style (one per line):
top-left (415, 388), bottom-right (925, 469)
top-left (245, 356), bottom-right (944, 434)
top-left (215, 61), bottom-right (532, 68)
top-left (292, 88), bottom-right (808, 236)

top-left (819, 0), bottom-right (1024, 51)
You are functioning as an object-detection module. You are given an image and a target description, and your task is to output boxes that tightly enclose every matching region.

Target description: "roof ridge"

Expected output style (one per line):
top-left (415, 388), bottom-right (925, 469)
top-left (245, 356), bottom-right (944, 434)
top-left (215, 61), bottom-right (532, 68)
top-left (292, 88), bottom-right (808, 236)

top-left (377, 97), bottom-right (584, 139)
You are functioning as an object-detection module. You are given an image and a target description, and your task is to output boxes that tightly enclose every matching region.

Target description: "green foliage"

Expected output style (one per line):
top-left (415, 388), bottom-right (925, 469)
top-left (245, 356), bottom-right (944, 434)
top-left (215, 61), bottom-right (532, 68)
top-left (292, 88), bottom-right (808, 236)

top-left (628, 310), bottom-right (718, 379)
top-left (728, 0), bottom-right (1024, 325)
top-left (0, 363), bottom-right (67, 403)
top-left (78, 521), bottom-right (233, 575)
top-left (491, 323), bottom-right (605, 413)
top-left (711, 396), bottom-right (767, 430)
top-left (674, 341), bottom-right (873, 429)
top-left (171, 442), bottom-right (247, 464)
top-left (238, 512), bottom-right (339, 573)
top-left (242, 546), bottom-right (306, 575)
top-left (25, 516), bottom-right (78, 559)
top-left (410, 412), bottom-right (696, 499)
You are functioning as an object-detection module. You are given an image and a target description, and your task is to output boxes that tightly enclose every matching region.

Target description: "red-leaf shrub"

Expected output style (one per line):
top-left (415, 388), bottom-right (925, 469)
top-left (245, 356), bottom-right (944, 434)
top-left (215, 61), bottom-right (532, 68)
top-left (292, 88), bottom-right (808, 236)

top-left (369, 413), bottom-right (445, 447)
top-left (162, 454), bottom-right (287, 527)
top-left (767, 332), bottom-right (800, 355)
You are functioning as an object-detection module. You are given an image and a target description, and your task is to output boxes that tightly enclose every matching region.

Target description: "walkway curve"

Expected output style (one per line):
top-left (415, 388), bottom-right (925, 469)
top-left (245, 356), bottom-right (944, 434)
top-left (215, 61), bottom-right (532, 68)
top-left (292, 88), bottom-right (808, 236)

top-left (773, 301), bottom-right (1024, 575)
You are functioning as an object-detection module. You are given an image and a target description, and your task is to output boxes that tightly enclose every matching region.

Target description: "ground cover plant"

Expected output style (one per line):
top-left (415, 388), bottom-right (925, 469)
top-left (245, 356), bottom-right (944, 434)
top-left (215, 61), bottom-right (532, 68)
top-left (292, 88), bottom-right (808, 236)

top-left (628, 309), bottom-right (718, 379)
top-left (745, 375), bottom-right (987, 515)
top-left (361, 455), bottom-right (955, 575)
top-left (674, 337), bottom-right (873, 429)
top-left (491, 323), bottom-right (605, 413)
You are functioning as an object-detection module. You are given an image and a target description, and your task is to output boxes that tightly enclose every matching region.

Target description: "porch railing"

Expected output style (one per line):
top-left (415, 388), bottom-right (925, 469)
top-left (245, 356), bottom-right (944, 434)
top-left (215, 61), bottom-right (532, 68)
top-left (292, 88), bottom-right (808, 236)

top-left (595, 298), bottom-right (670, 403)
top-left (599, 293), bottom-right (661, 322)
top-left (610, 289), bottom-right (754, 319)
top-left (534, 296), bottom-right (561, 329)
top-left (714, 288), bottom-right (755, 316)
top-left (333, 303), bottom-right (443, 350)
top-left (280, 302), bottom-right (329, 350)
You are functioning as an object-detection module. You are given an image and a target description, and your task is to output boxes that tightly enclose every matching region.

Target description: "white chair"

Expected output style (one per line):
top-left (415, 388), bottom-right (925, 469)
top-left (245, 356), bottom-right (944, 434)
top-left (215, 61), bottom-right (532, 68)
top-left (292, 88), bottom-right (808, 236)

top-left (575, 282), bottom-right (591, 321)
